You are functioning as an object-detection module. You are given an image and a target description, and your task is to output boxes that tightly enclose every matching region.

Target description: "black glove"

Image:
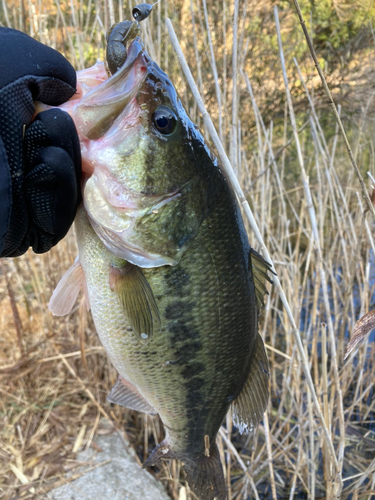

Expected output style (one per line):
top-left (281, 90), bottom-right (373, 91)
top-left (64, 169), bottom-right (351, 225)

top-left (0, 28), bottom-right (81, 257)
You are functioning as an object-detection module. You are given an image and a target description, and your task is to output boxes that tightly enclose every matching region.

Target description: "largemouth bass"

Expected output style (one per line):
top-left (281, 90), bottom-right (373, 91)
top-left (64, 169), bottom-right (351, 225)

top-left (49, 23), bottom-right (272, 500)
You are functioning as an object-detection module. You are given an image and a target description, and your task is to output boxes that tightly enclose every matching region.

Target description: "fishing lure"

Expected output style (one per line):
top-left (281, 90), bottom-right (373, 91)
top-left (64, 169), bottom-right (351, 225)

top-left (105, 3), bottom-right (155, 75)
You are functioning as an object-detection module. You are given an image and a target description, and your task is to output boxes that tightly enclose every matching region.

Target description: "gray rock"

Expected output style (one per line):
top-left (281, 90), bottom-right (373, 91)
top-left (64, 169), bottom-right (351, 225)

top-left (48, 433), bottom-right (170, 500)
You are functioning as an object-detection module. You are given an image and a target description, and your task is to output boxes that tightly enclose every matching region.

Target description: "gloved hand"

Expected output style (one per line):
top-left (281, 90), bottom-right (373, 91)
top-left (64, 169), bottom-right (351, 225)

top-left (0, 28), bottom-right (81, 257)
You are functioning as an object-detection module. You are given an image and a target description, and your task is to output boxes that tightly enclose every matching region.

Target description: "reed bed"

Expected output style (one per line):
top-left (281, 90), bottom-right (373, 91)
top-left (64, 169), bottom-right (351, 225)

top-left (0, 1), bottom-right (374, 499)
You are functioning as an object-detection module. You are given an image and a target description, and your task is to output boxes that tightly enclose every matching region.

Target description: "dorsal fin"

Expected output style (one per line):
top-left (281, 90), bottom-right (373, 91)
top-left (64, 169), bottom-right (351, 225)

top-left (109, 262), bottom-right (161, 344)
top-left (231, 333), bottom-right (270, 433)
top-left (107, 376), bottom-right (157, 414)
top-left (250, 248), bottom-right (275, 312)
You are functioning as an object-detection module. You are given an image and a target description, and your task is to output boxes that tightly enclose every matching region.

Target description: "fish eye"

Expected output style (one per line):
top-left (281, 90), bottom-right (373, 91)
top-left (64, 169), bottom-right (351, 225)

top-left (152, 106), bottom-right (177, 136)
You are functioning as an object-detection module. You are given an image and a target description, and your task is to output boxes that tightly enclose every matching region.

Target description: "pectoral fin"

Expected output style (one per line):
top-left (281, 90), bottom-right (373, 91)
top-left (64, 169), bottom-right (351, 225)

top-left (250, 249), bottom-right (275, 311)
top-left (109, 262), bottom-right (160, 343)
top-left (48, 257), bottom-right (90, 316)
top-left (107, 376), bottom-right (157, 414)
top-left (231, 334), bottom-right (270, 433)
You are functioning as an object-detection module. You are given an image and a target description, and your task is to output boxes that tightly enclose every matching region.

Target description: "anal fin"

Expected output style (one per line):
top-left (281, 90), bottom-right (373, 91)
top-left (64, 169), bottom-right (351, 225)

top-left (107, 375), bottom-right (157, 415)
top-left (231, 333), bottom-right (270, 433)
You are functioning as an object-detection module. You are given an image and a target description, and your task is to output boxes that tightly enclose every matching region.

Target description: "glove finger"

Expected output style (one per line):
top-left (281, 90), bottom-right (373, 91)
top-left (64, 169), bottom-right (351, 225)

top-left (31, 76), bottom-right (77, 107)
top-left (25, 108), bottom-right (81, 204)
top-left (24, 146), bottom-right (80, 253)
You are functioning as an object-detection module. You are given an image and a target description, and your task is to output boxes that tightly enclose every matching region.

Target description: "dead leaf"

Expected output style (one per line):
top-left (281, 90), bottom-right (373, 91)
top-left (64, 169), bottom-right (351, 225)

top-left (344, 309), bottom-right (375, 360)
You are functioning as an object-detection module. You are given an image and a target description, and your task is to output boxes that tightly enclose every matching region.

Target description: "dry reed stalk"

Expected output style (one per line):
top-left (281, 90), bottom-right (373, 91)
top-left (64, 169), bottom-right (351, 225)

top-left (189, 0), bottom-right (204, 127)
top-left (69, 0), bottom-right (85, 70)
top-left (274, 7), bottom-right (343, 491)
top-left (141, 16), bottom-right (157, 64)
top-left (263, 410), bottom-right (277, 500)
top-left (321, 322), bottom-right (333, 497)
top-left (1, 261), bottom-right (24, 356)
top-left (291, 0), bottom-right (375, 222)
top-left (289, 437), bottom-right (303, 500)
top-left (226, 410), bottom-right (233, 498)
top-left (222, 0), bottom-right (227, 141)
top-left (338, 216), bottom-right (365, 352)
top-left (1, 0), bottom-right (10, 26)
top-left (58, 353), bottom-right (113, 423)
top-left (238, 0), bottom-right (248, 69)
top-left (242, 72), bottom-right (296, 243)
top-left (230, 0), bottom-right (239, 172)
top-left (201, 0), bottom-right (222, 140)
top-left (108, 0), bottom-right (115, 26)
top-left (54, 0), bottom-right (79, 67)
top-left (305, 344), bottom-right (315, 500)
top-left (218, 427), bottom-right (261, 500)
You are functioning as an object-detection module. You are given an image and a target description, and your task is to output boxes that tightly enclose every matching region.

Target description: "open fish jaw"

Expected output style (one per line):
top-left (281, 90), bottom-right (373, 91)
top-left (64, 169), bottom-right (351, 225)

top-left (73, 39), bottom-right (148, 139)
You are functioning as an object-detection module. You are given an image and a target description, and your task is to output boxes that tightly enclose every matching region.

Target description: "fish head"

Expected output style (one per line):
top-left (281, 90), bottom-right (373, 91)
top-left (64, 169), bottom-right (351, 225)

top-left (76, 38), bottom-right (211, 268)
top-left (125, 55), bottom-right (201, 197)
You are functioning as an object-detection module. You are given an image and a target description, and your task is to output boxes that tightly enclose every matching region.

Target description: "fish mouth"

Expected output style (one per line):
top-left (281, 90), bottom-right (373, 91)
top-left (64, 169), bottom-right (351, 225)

top-left (73, 38), bottom-right (150, 141)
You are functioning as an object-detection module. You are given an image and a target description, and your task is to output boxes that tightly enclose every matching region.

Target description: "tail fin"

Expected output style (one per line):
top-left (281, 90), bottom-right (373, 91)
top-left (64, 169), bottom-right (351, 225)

top-left (182, 443), bottom-right (227, 500)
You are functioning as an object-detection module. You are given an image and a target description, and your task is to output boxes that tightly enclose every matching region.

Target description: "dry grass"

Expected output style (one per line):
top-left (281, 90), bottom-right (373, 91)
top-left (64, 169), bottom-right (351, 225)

top-left (1, 1), bottom-right (375, 499)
